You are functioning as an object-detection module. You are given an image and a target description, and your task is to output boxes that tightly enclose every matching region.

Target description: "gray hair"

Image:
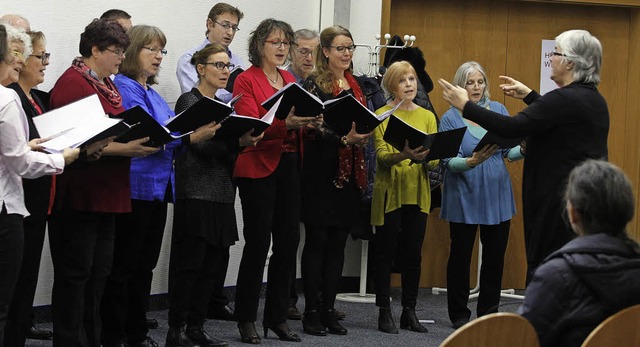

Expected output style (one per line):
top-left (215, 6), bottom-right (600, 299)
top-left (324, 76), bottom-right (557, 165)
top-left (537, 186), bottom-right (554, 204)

top-left (293, 29), bottom-right (319, 43)
top-left (555, 29), bottom-right (602, 86)
top-left (452, 61), bottom-right (490, 100)
top-left (3, 24), bottom-right (32, 57)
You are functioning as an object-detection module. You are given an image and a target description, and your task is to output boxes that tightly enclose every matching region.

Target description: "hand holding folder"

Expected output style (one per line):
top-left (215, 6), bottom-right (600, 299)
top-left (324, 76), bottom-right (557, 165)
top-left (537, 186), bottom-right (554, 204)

top-left (472, 131), bottom-right (523, 152)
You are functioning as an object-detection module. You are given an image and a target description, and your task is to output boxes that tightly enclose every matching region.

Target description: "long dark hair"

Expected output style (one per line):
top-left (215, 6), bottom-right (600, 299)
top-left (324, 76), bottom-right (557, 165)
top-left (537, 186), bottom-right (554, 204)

top-left (565, 159), bottom-right (639, 253)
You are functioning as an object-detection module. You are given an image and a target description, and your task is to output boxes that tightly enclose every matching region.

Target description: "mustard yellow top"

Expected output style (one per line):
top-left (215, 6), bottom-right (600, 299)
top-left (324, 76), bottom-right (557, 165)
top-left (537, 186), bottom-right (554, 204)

top-left (371, 105), bottom-right (438, 226)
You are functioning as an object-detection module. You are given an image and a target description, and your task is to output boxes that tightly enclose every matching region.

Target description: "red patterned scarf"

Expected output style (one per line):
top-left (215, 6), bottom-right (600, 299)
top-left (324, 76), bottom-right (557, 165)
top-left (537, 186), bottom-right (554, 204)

top-left (333, 71), bottom-right (367, 192)
top-left (71, 57), bottom-right (122, 109)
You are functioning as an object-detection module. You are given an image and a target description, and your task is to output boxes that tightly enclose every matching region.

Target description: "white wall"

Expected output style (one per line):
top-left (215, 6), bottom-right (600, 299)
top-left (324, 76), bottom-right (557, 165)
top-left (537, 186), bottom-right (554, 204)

top-left (1, 0), bottom-right (382, 306)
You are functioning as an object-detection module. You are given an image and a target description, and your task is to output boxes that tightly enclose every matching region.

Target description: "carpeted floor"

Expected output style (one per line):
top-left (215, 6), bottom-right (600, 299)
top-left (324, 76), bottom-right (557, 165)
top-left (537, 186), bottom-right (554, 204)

top-left (25, 288), bottom-right (524, 347)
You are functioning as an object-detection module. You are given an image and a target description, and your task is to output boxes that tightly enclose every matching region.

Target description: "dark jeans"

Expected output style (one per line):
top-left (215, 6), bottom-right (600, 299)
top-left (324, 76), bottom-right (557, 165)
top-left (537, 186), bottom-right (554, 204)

top-left (446, 221), bottom-right (510, 323)
top-left (101, 199), bottom-right (167, 344)
top-left (0, 206), bottom-right (24, 347)
top-left (48, 211), bottom-right (115, 347)
top-left (235, 153), bottom-right (301, 324)
top-left (372, 205), bottom-right (427, 308)
top-left (301, 225), bottom-right (349, 312)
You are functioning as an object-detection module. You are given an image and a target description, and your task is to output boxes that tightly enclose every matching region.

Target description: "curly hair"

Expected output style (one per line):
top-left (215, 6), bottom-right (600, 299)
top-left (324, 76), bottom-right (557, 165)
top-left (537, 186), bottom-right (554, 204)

top-left (247, 18), bottom-right (293, 67)
top-left (78, 18), bottom-right (129, 58)
top-left (312, 25), bottom-right (353, 94)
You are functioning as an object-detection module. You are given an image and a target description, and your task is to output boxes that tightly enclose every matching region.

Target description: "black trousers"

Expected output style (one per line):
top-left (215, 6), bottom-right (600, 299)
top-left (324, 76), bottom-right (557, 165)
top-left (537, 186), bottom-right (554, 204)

top-left (206, 250), bottom-right (231, 312)
top-left (301, 225), bottom-right (349, 312)
top-left (48, 211), bottom-right (115, 347)
top-left (101, 199), bottom-right (167, 344)
top-left (0, 206), bottom-right (23, 347)
top-left (446, 221), bottom-right (510, 323)
top-left (168, 200), bottom-right (225, 328)
top-left (235, 154), bottom-right (301, 324)
top-left (4, 204), bottom-right (47, 347)
top-left (372, 205), bottom-right (427, 308)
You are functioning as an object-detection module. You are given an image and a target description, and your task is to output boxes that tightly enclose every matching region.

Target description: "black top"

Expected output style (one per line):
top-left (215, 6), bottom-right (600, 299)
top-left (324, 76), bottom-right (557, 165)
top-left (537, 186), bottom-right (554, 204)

top-left (462, 82), bottom-right (609, 268)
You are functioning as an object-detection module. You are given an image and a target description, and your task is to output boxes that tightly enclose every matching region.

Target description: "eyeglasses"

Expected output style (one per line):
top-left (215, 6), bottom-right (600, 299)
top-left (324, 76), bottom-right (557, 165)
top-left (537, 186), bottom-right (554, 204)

top-left (104, 47), bottom-right (125, 58)
top-left (552, 51), bottom-right (567, 57)
top-left (29, 52), bottom-right (51, 64)
top-left (215, 20), bottom-right (240, 32)
top-left (142, 46), bottom-right (168, 56)
top-left (294, 48), bottom-right (314, 57)
top-left (201, 61), bottom-right (235, 70)
top-left (10, 50), bottom-right (25, 61)
top-left (465, 80), bottom-right (485, 88)
top-left (265, 40), bottom-right (291, 49)
top-left (326, 45), bottom-right (356, 53)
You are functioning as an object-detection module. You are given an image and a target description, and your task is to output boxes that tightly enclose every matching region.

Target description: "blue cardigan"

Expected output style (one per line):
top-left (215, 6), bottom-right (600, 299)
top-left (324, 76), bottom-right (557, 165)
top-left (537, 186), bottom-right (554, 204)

top-left (114, 74), bottom-right (178, 202)
top-left (439, 101), bottom-right (517, 225)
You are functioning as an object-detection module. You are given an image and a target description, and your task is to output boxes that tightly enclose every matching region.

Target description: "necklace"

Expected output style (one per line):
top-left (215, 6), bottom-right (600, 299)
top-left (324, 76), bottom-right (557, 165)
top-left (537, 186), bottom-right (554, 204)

top-left (264, 70), bottom-right (279, 84)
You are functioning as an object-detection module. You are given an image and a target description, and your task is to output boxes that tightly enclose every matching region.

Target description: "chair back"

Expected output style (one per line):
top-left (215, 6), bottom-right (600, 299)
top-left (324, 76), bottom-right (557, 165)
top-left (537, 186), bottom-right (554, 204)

top-left (581, 304), bottom-right (640, 347)
top-left (439, 312), bottom-right (540, 347)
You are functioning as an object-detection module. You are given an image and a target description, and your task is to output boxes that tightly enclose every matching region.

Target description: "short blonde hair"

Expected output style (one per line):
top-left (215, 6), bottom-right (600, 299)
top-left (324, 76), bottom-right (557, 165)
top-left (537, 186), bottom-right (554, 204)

top-left (381, 61), bottom-right (417, 99)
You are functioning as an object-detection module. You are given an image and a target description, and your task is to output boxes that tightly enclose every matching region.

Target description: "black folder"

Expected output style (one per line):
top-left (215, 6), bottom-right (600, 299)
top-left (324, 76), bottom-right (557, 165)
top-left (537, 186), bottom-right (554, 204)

top-left (225, 66), bottom-right (244, 93)
top-left (114, 106), bottom-right (188, 147)
top-left (261, 82), bottom-right (326, 119)
top-left (215, 94), bottom-right (281, 140)
top-left (383, 115), bottom-right (466, 161)
top-left (321, 94), bottom-right (402, 135)
top-left (164, 94), bottom-right (240, 134)
top-left (473, 132), bottom-right (522, 152)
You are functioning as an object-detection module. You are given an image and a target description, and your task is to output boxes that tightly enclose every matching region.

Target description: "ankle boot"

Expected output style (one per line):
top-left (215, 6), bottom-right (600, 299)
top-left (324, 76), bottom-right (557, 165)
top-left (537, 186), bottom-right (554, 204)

top-left (302, 310), bottom-right (326, 336)
top-left (166, 325), bottom-right (195, 347)
top-left (322, 309), bottom-right (347, 335)
top-left (400, 307), bottom-right (428, 333)
top-left (377, 307), bottom-right (399, 334)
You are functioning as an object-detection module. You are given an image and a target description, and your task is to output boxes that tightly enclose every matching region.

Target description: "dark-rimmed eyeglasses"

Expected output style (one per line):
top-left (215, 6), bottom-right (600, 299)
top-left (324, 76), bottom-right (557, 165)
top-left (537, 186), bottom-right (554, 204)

top-left (265, 40), bottom-right (291, 49)
top-left (30, 52), bottom-right (51, 64)
top-left (201, 61), bottom-right (235, 70)
top-left (552, 51), bottom-right (567, 57)
top-left (142, 46), bottom-right (168, 56)
top-left (326, 45), bottom-right (356, 53)
top-left (215, 20), bottom-right (240, 32)
top-left (104, 47), bottom-right (125, 58)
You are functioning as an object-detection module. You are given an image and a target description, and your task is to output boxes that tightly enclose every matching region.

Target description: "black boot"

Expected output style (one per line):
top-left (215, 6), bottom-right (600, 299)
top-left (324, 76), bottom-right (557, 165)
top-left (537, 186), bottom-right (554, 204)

top-left (322, 309), bottom-right (347, 335)
top-left (378, 307), bottom-right (399, 334)
top-left (186, 325), bottom-right (228, 346)
top-left (400, 307), bottom-right (428, 333)
top-left (302, 310), bottom-right (326, 336)
top-left (166, 325), bottom-right (195, 347)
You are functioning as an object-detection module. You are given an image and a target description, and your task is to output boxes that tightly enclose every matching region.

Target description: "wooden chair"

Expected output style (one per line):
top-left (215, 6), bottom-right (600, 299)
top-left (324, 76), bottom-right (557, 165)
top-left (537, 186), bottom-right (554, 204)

top-left (581, 304), bottom-right (640, 347)
top-left (439, 312), bottom-right (540, 347)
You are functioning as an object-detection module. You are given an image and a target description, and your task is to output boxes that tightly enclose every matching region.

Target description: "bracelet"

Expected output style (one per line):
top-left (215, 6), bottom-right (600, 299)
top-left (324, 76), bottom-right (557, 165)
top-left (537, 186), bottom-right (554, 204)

top-left (341, 135), bottom-right (349, 146)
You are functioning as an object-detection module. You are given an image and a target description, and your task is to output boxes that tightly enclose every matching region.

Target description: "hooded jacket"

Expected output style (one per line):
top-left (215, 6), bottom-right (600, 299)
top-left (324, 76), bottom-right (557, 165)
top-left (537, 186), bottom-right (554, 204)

top-left (517, 233), bottom-right (640, 347)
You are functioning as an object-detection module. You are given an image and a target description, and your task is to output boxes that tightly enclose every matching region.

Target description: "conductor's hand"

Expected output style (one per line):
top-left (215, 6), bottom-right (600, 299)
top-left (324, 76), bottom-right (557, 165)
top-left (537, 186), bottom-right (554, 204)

top-left (344, 122), bottom-right (372, 147)
top-left (239, 128), bottom-right (264, 147)
top-left (467, 144), bottom-right (498, 168)
top-left (438, 78), bottom-right (469, 111)
top-left (62, 148), bottom-right (80, 165)
top-left (190, 121), bottom-right (221, 143)
top-left (400, 140), bottom-right (429, 162)
top-left (499, 75), bottom-right (531, 100)
top-left (285, 106), bottom-right (316, 129)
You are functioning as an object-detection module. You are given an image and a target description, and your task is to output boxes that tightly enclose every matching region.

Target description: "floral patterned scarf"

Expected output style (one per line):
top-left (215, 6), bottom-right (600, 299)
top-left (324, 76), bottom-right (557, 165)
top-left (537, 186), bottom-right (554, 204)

top-left (71, 57), bottom-right (122, 109)
top-left (333, 71), bottom-right (368, 192)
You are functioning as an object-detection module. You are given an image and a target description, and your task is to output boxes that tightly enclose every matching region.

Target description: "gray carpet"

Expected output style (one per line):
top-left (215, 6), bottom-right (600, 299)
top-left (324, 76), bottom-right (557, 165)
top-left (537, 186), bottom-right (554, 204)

top-left (25, 288), bottom-right (523, 347)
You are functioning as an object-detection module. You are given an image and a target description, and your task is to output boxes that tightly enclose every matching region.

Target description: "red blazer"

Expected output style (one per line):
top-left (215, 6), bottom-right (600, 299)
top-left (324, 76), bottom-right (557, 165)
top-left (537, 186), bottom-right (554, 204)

top-left (49, 67), bottom-right (132, 213)
top-left (233, 65), bottom-right (302, 178)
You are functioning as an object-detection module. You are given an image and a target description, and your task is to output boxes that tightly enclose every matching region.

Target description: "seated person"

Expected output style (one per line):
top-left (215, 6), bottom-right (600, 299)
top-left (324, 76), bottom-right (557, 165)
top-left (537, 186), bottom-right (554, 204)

top-left (518, 159), bottom-right (640, 347)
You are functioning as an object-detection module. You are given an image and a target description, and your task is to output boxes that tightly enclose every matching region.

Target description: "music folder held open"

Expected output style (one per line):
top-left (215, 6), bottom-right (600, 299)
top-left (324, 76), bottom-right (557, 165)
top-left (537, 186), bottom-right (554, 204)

top-left (113, 106), bottom-right (189, 147)
top-left (215, 95), bottom-right (282, 140)
top-left (322, 96), bottom-right (403, 135)
top-left (473, 131), bottom-right (522, 152)
top-left (383, 115), bottom-right (466, 162)
top-left (164, 93), bottom-right (241, 134)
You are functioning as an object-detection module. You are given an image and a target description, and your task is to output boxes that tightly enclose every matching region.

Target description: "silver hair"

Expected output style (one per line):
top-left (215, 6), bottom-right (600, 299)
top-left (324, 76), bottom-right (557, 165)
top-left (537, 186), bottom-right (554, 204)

top-left (3, 24), bottom-right (32, 57)
top-left (555, 29), bottom-right (602, 86)
top-left (293, 28), bottom-right (319, 42)
top-left (452, 61), bottom-right (490, 100)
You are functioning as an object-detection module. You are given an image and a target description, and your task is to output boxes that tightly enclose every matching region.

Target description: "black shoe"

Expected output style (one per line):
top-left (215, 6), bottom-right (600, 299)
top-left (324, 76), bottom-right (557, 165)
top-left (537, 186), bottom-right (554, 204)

top-left (452, 318), bottom-right (469, 329)
top-left (238, 321), bottom-right (261, 344)
top-left (302, 310), bottom-right (326, 336)
top-left (287, 304), bottom-right (302, 320)
top-left (400, 307), bottom-right (428, 333)
top-left (146, 317), bottom-right (159, 329)
top-left (166, 325), bottom-right (195, 347)
top-left (263, 322), bottom-right (301, 342)
top-left (129, 336), bottom-right (159, 347)
top-left (186, 325), bottom-right (228, 346)
top-left (208, 304), bottom-right (236, 321)
top-left (334, 309), bottom-right (346, 320)
top-left (26, 324), bottom-right (53, 340)
top-left (378, 307), bottom-right (399, 334)
top-left (322, 309), bottom-right (347, 335)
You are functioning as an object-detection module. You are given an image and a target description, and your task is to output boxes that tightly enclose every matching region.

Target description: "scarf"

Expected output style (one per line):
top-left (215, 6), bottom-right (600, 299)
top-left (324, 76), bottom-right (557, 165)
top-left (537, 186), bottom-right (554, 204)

top-left (71, 57), bottom-right (122, 109)
top-left (333, 71), bottom-right (368, 192)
